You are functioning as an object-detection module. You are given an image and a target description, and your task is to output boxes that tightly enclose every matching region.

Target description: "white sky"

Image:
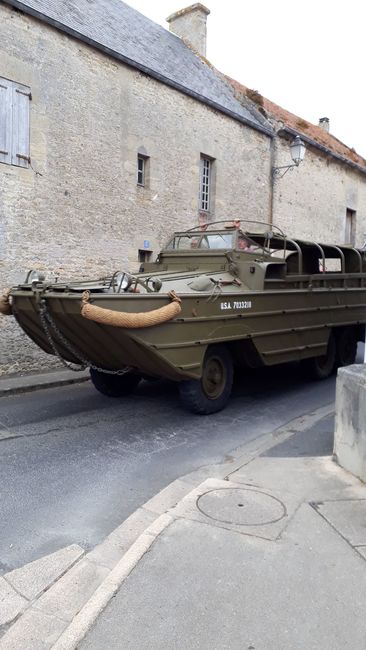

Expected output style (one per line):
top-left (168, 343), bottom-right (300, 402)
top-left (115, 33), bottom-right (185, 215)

top-left (126, 0), bottom-right (366, 158)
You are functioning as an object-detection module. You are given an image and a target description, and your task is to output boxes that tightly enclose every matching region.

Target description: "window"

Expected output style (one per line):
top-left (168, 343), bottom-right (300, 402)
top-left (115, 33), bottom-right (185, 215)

top-left (137, 155), bottom-right (145, 185)
top-left (137, 154), bottom-right (149, 187)
top-left (138, 249), bottom-right (152, 263)
top-left (200, 156), bottom-right (211, 211)
top-left (345, 208), bottom-right (356, 245)
top-left (0, 77), bottom-right (31, 168)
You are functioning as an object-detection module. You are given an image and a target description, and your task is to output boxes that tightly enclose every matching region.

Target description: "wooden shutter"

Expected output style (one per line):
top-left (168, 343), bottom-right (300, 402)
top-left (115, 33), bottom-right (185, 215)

top-left (0, 78), bottom-right (12, 165)
top-left (12, 83), bottom-right (30, 168)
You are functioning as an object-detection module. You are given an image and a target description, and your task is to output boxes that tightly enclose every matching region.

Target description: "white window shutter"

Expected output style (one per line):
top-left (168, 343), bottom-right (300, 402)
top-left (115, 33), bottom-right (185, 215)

top-left (0, 78), bottom-right (12, 165)
top-left (12, 83), bottom-right (30, 168)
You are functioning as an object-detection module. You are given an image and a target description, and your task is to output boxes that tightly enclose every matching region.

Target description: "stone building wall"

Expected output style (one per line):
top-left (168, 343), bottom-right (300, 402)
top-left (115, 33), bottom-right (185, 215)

top-left (272, 136), bottom-right (366, 246)
top-left (0, 4), bottom-right (271, 375)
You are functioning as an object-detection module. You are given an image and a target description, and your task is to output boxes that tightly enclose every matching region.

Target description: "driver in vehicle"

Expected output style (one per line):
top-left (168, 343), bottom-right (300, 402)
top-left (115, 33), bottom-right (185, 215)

top-left (238, 235), bottom-right (255, 251)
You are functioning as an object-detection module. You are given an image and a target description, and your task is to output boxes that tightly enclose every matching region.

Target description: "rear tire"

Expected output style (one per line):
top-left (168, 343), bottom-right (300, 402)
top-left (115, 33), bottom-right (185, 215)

top-left (90, 368), bottom-right (141, 397)
top-left (179, 345), bottom-right (233, 414)
top-left (335, 327), bottom-right (357, 367)
top-left (303, 333), bottom-right (336, 380)
top-left (141, 374), bottom-right (160, 382)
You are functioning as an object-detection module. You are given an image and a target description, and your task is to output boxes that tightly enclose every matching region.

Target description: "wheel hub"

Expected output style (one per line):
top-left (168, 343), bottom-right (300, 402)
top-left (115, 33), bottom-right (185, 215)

top-left (202, 357), bottom-right (226, 399)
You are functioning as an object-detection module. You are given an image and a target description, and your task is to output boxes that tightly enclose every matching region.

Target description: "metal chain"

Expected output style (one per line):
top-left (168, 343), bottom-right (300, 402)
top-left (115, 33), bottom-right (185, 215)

top-left (38, 300), bottom-right (88, 372)
top-left (37, 299), bottom-right (132, 376)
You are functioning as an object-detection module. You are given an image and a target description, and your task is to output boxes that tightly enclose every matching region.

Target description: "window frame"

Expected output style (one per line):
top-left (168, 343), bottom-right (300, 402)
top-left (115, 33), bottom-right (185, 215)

top-left (137, 153), bottom-right (150, 188)
top-left (200, 156), bottom-right (211, 212)
top-left (0, 76), bottom-right (31, 169)
top-left (137, 155), bottom-right (145, 186)
top-left (345, 208), bottom-right (356, 246)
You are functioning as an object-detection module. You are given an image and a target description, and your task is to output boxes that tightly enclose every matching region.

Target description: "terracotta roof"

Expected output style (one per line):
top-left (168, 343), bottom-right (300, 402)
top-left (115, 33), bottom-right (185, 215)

top-left (227, 77), bottom-right (366, 172)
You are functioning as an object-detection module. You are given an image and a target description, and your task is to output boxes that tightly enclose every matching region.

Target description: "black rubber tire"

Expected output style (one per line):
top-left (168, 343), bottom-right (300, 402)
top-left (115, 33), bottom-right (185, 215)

top-left (303, 333), bottom-right (336, 380)
top-left (335, 327), bottom-right (357, 367)
top-left (90, 368), bottom-right (141, 397)
top-left (178, 345), bottom-right (233, 415)
top-left (141, 374), bottom-right (160, 382)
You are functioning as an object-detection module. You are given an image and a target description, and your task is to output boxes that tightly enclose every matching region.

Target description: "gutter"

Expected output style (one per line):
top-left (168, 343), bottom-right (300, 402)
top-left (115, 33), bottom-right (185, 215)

top-left (280, 126), bottom-right (366, 176)
top-left (3, 0), bottom-right (274, 138)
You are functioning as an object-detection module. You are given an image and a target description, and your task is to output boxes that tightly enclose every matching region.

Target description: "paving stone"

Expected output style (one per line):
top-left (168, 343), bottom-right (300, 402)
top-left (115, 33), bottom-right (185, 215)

top-left (315, 499), bottom-right (366, 546)
top-left (0, 608), bottom-right (66, 650)
top-left (0, 577), bottom-right (27, 626)
top-left (5, 544), bottom-right (84, 601)
top-left (32, 558), bottom-right (109, 622)
top-left (355, 546), bottom-right (366, 560)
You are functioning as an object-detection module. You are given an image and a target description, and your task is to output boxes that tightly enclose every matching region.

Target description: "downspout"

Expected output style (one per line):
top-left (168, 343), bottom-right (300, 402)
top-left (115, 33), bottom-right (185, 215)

top-left (269, 133), bottom-right (278, 226)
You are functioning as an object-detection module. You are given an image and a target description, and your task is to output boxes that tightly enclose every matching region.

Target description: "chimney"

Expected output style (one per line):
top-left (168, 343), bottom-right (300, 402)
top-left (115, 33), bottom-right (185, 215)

top-left (166, 4), bottom-right (210, 58)
top-left (318, 117), bottom-right (330, 133)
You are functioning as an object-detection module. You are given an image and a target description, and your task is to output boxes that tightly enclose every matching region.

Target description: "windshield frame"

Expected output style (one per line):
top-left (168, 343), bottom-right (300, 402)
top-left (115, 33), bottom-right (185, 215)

top-left (164, 229), bottom-right (236, 251)
top-left (164, 228), bottom-right (267, 253)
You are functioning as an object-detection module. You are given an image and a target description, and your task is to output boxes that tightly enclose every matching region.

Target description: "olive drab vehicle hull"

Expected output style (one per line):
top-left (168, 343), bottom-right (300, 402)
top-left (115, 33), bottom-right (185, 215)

top-left (2, 220), bottom-right (366, 414)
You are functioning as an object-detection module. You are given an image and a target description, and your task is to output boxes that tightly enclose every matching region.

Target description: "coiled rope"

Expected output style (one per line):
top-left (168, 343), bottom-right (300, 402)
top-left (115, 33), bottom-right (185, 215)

top-left (0, 289), bottom-right (12, 315)
top-left (81, 290), bottom-right (181, 328)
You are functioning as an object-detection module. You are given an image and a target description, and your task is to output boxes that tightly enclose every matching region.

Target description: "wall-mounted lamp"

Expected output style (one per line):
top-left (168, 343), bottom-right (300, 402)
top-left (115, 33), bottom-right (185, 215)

top-left (272, 135), bottom-right (306, 179)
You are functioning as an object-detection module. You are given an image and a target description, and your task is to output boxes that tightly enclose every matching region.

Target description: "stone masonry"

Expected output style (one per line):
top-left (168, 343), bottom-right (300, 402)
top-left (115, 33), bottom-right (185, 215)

top-left (1, 3), bottom-right (366, 375)
top-left (0, 4), bottom-right (270, 374)
top-left (272, 136), bottom-right (366, 244)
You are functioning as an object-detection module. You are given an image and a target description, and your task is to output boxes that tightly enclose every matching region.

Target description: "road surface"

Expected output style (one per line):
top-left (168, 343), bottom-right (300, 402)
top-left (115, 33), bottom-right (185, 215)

top-left (0, 361), bottom-right (349, 573)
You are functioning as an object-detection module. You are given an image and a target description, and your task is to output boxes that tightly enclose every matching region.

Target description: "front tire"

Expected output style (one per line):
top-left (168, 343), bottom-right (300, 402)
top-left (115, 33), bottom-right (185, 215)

top-left (179, 345), bottom-right (233, 414)
top-left (90, 368), bottom-right (141, 397)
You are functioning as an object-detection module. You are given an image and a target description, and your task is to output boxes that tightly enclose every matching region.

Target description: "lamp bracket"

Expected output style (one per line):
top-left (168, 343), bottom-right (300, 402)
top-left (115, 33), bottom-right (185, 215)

top-left (272, 162), bottom-right (299, 180)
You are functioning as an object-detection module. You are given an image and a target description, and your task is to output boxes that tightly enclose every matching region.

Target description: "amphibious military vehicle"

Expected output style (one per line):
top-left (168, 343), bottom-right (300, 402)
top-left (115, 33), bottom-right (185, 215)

top-left (2, 220), bottom-right (366, 413)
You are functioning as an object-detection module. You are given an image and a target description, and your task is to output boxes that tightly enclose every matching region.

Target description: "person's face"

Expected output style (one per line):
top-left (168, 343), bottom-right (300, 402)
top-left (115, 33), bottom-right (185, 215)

top-left (238, 237), bottom-right (249, 250)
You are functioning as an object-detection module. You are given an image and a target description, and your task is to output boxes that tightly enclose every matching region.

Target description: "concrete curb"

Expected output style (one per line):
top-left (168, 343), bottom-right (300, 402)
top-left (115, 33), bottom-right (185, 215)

top-left (0, 369), bottom-right (90, 398)
top-left (52, 514), bottom-right (174, 650)
top-left (0, 403), bottom-right (335, 649)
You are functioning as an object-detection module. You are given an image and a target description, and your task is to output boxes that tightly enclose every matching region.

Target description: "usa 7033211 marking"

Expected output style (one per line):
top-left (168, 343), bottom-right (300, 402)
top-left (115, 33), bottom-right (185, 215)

top-left (220, 301), bottom-right (252, 310)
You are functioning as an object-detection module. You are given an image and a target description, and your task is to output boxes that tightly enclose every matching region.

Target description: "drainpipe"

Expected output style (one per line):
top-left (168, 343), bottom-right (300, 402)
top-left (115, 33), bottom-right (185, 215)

top-left (269, 135), bottom-right (278, 226)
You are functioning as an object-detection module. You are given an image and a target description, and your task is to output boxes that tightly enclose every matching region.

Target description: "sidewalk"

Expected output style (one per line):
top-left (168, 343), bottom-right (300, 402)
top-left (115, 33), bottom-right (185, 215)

top-left (0, 368), bottom-right (90, 397)
top-left (1, 403), bottom-right (365, 649)
top-left (76, 412), bottom-right (366, 650)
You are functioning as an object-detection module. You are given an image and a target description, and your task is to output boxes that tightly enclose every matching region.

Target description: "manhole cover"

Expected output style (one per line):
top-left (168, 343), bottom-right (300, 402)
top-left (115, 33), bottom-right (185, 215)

top-left (197, 488), bottom-right (286, 526)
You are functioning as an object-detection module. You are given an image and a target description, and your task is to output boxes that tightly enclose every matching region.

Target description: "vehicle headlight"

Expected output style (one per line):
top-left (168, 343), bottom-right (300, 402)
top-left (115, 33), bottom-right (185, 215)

top-left (25, 270), bottom-right (46, 284)
top-left (114, 272), bottom-right (132, 292)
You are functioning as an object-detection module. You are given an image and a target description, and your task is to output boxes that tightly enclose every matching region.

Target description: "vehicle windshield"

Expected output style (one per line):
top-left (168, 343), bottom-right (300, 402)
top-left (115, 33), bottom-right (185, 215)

top-left (165, 232), bottom-right (234, 250)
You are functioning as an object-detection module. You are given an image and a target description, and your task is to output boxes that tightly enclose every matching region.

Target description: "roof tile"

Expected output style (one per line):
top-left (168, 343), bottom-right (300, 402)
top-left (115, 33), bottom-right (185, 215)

top-left (227, 76), bottom-right (366, 171)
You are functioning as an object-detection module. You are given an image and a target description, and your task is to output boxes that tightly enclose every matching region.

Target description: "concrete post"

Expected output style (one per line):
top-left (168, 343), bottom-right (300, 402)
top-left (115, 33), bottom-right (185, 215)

top-left (334, 365), bottom-right (366, 481)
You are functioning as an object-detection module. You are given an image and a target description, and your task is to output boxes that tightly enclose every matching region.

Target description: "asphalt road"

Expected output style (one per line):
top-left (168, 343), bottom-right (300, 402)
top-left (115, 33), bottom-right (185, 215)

top-left (0, 359), bottom-right (355, 574)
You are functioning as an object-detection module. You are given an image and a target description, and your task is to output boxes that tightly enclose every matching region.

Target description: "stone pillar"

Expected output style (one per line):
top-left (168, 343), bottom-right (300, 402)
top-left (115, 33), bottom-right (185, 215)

top-left (166, 4), bottom-right (210, 57)
top-left (334, 365), bottom-right (366, 481)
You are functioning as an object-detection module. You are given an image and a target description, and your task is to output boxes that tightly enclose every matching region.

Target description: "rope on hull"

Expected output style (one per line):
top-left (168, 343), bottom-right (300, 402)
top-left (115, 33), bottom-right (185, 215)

top-left (81, 290), bottom-right (181, 328)
top-left (0, 290), bottom-right (12, 315)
